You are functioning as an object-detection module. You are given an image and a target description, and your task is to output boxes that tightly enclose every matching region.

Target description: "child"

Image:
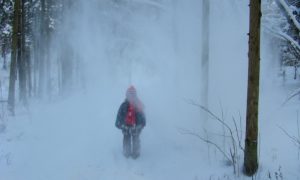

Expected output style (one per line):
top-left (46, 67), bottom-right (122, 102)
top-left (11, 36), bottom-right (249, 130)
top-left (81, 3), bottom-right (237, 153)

top-left (115, 86), bottom-right (146, 158)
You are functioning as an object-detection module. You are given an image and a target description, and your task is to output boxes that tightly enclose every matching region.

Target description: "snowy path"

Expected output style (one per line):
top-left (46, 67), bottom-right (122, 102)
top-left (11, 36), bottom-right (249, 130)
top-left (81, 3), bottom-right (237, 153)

top-left (0, 82), bottom-right (299, 180)
top-left (0, 72), bottom-right (299, 180)
top-left (0, 90), bottom-right (221, 180)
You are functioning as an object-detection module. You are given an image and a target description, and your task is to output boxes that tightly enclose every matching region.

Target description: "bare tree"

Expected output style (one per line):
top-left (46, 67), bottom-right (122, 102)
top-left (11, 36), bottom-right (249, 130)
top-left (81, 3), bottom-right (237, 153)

top-left (243, 0), bottom-right (261, 176)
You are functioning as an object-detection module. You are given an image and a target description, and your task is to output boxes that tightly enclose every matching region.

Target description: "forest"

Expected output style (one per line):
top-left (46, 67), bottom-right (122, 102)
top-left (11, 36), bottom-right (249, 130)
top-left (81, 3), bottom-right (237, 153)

top-left (0, 0), bottom-right (300, 179)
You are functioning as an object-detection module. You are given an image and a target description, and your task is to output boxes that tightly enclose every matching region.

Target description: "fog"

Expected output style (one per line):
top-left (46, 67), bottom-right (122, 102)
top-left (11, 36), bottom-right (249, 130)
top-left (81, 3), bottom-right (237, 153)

top-left (1, 1), bottom-right (262, 179)
top-left (50, 0), bottom-right (200, 130)
top-left (49, 0), bottom-right (250, 128)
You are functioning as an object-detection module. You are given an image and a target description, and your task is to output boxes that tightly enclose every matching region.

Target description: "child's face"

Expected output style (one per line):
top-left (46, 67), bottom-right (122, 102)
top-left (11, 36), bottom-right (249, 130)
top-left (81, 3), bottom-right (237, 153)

top-left (126, 94), bottom-right (136, 102)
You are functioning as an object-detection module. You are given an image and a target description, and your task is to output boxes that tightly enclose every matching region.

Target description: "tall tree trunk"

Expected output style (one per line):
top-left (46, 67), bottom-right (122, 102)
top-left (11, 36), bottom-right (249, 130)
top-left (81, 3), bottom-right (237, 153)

top-left (18, 0), bottom-right (27, 104)
top-left (244, 0), bottom-right (261, 176)
top-left (26, 46), bottom-right (32, 97)
top-left (33, 39), bottom-right (39, 97)
top-left (45, 43), bottom-right (51, 98)
top-left (201, 0), bottom-right (209, 112)
top-left (60, 45), bottom-right (73, 96)
top-left (31, 0), bottom-right (41, 98)
top-left (45, 0), bottom-right (51, 99)
top-left (8, 0), bottom-right (21, 115)
top-left (59, 0), bottom-right (74, 96)
top-left (38, 0), bottom-right (46, 98)
top-left (2, 36), bottom-right (7, 70)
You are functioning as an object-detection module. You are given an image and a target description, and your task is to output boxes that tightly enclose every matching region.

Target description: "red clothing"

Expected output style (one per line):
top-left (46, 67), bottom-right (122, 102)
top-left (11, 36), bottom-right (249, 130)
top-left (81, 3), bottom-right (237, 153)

top-left (125, 103), bottom-right (136, 126)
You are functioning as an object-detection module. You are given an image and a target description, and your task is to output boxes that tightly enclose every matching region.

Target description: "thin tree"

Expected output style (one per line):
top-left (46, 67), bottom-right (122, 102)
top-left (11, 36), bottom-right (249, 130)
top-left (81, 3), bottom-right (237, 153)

top-left (18, 0), bottom-right (27, 104)
top-left (8, 0), bottom-right (21, 115)
top-left (1, 36), bottom-right (8, 70)
top-left (59, 0), bottom-right (74, 96)
top-left (45, 0), bottom-right (51, 98)
top-left (38, 0), bottom-right (47, 98)
top-left (243, 0), bottom-right (261, 176)
top-left (32, 6), bottom-right (40, 98)
top-left (201, 0), bottom-right (209, 110)
top-left (25, 0), bottom-right (32, 98)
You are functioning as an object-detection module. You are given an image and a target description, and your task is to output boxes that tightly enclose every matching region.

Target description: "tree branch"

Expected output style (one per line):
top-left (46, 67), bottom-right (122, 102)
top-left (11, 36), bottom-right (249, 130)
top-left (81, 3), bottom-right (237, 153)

top-left (178, 128), bottom-right (232, 164)
top-left (185, 99), bottom-right (232, 132)
top-left (278, 125), bottom-right (300, 146)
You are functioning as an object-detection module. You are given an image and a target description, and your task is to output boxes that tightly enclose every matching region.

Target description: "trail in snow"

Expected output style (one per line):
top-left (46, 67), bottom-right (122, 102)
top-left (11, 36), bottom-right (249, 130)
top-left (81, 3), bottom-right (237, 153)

top-left (0, 88), bottom-right (218, 180)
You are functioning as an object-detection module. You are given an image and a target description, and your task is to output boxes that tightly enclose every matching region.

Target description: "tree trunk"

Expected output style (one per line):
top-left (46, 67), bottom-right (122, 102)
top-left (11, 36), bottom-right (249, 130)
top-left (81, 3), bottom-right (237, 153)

top-left (18, 0), bottom-right (27, 104)
top-left (60, 45), bottom-right (73, 96)
top-left (38, 0), bottom-right (46, 98)
top-left (8, 0), bottom-right (21, 115)
top-left (45, 0), bottom-right (51, 99)
top-left (244, 0), bottom-right (261, 176)
top-left (2, 36), bottom-right (7, 70)
top-left (59, 0), bottom-right (74, 96)
top-left (26, 46), bottom-right (32, 97)
top-left (201, 0), bottom-right (209, 110)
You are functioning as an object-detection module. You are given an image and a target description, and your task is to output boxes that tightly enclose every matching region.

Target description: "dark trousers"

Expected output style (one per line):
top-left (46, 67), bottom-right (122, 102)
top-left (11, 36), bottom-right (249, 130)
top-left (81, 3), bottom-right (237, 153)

top-left (123, 130), bottom-right (140, 158)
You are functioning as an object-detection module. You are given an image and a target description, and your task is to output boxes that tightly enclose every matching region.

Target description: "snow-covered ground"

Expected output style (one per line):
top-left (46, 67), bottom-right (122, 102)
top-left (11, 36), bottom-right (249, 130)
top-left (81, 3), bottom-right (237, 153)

top-left (0, 0), bottom-right (300, 180)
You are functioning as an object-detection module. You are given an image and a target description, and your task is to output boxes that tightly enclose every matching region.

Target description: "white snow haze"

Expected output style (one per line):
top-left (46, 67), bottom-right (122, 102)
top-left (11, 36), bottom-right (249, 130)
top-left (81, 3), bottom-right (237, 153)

top-left (0, 0), bottom-right (299, 180)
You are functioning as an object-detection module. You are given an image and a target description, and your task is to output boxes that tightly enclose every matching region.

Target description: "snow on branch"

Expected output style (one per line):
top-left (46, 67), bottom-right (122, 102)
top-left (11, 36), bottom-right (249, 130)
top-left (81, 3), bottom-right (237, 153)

top-left (263, 24), bottom-right (300, 51)
top-left (264, 24), bottom-right (300, 104)
top-left (278, 31), bottom-right (300, 50)
top-left (278, 0), bottom-right (300, 31)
